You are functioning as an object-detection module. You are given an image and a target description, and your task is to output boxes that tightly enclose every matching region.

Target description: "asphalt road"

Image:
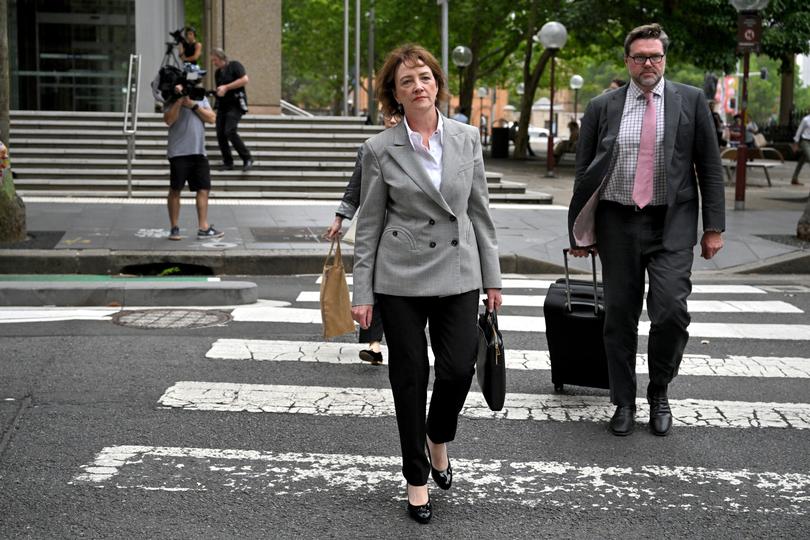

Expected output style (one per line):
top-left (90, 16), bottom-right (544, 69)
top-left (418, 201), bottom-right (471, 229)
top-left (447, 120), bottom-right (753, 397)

top-left (1, 274), bottom-right (809, 538)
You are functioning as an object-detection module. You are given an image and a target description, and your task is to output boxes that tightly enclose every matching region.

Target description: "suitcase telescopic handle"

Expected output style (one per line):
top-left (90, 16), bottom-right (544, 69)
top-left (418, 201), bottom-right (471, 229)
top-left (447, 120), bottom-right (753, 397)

top-left (562, 248), bottom-right (599, 316)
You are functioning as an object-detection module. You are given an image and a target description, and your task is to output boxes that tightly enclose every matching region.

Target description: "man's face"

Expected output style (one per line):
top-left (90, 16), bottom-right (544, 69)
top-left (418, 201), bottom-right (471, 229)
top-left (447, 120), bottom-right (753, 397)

top-left (211, 55), bottom-right (225, 70)
top-left (625, 38), bottom-right (666, 91)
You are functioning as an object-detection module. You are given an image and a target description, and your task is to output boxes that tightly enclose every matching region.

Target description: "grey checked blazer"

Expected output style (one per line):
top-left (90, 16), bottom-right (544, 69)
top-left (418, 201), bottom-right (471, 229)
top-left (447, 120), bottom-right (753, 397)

top-left (351, 117), bottom-right (501, 306)
top-left (568, 81), bottom-right (725, 250)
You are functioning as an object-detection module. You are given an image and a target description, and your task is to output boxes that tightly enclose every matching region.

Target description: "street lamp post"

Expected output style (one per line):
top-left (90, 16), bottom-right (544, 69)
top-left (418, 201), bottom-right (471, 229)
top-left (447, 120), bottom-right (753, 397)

top-left (729, 0), bottom-right (769, 210)
top-left (537, 21), bottom-right (568, 177)
top-left (569, 74), bottom-right (584, 120)
top-left (477, 86), bottom-right (488, 142)
top-left (451, 45), bottom-right (472, 116)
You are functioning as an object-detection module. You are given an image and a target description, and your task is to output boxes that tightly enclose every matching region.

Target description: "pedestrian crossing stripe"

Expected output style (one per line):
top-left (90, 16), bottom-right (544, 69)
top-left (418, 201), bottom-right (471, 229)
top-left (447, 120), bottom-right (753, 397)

top-left (229, 305), bottom-right (810, 340)
top-left (315, 276), bottom-right (768, 294)
top-left (71, 445), bottom-right (809, 516)
top-left (206, 339), bottom-right (810, 379)
top-left (157, 382), bottom-right (810, 430)
top-left (294, 291), bottom-right (801, 312)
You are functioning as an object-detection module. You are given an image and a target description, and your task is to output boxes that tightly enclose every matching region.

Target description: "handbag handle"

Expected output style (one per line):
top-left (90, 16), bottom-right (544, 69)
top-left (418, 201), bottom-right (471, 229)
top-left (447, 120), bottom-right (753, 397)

top-left (324, 235), bottom-right (343, 267)
top-left (481, 299), bottom-right (501, 360)
top-left (562, 248), bottom-right (599, 316)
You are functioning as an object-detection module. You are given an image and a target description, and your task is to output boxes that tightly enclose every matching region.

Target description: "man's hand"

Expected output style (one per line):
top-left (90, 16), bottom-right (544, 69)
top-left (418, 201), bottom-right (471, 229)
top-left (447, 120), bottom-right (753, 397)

top-left (351, 305), bottom-right (373, 329)
top-left (700, 231), bottom-right (723, 260)
top-left (791, 143), bottom-right (799, 153)
top-left (324, 216), bottom-right (343, 240)
top-left (181, 96), bottom-right (194, 108)
top-left (569, 247), bottom-right (597, 258)
top-left (216, 85), bottom-right (228, 98)
top-left (485, 288), bottom-right (502, 312)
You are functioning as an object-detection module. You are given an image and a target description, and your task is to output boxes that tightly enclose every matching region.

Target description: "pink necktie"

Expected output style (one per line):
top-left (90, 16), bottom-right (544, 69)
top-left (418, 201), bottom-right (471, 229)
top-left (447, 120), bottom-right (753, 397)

top-left (633, 92), bottom-right (655, 208)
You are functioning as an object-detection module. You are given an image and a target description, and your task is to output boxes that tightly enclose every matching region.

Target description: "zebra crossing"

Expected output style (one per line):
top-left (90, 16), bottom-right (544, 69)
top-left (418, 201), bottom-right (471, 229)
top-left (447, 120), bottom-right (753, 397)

top-left (70, 275), bottom-right (810, 520)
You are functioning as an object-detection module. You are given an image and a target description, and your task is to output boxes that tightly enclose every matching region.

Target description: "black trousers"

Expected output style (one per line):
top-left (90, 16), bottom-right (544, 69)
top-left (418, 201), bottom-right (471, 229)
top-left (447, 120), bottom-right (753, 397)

top-left (376, 290), bottom-right (479, 486)
top-left (358, 301), bottom-right (384, 343)
top-left (215, 106), bottom-right (251, 165)
top-left (596, 201), bottom-right (694, 407)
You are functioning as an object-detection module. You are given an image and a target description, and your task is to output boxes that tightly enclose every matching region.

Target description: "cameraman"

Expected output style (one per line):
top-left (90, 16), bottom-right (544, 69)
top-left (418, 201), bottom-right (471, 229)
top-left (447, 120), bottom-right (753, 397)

top-left (178, 26), bottom-right (202, 66)
top-left (164, 84), bottom-right (224, 240)
top-left (211, 48), bottom-right (253, 171)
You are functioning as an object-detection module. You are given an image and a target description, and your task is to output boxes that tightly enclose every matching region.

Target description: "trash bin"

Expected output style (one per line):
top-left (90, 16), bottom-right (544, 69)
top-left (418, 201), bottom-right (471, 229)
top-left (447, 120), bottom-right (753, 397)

top-left (490, 127), bottom-right (510, 159)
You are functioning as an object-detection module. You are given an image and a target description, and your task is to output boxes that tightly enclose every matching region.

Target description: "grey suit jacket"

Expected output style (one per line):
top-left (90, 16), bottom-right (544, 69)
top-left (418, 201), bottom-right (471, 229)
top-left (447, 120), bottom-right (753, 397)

top-left (351, 117), bottom-right (502, 306)
top-left (568, 81), bottom-right (725, 250)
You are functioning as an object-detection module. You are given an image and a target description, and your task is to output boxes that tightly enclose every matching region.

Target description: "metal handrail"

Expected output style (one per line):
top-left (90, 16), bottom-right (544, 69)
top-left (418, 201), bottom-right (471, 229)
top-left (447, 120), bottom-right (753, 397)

top-left (280, 99), bottom-right (314, 117)
top-left (122, 54), bottom-right (141, 198)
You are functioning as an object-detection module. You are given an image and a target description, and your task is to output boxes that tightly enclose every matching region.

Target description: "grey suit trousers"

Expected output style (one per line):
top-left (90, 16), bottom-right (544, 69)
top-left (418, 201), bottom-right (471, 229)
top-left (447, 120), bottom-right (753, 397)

top-left (596, 201), bottom-right (694, 406)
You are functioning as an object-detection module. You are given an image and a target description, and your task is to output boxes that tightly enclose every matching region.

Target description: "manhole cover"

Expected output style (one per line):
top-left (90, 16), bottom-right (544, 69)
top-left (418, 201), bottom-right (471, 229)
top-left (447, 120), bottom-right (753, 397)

top-left (111, 309), bottom-right (231, 329)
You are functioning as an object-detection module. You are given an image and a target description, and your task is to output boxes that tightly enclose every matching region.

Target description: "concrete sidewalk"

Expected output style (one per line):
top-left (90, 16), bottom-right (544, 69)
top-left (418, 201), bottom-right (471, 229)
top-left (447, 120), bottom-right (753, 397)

top-left (0, 158), bottom-right (808, 305)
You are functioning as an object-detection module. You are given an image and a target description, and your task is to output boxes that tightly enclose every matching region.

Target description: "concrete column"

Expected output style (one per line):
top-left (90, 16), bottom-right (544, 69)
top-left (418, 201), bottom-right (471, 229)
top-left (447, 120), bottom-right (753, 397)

top-left (135, 0), bottom-right (185, 112)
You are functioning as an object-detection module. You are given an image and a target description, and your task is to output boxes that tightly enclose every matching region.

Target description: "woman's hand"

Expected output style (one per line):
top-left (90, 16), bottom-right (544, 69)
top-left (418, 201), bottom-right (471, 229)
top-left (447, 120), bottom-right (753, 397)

top-left (324, 216), bottom-right (343, 240)
top-left (485, 288), bottom-right (502, 312)
top-left (352, 304), bottom-right (373, 329)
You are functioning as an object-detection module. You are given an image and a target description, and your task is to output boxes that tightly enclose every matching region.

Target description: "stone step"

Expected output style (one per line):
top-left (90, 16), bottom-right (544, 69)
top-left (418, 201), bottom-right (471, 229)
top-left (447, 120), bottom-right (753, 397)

top-left (10, 147), bottom-right (359, 160)
top-left (10, 119), bottom-right (384, 134)
top-left (11, 128), bottom-right (376, 141)
top-left (11, 138), bottom-right (369, 151)
top-left (11, 110), bottom-right (371, 124)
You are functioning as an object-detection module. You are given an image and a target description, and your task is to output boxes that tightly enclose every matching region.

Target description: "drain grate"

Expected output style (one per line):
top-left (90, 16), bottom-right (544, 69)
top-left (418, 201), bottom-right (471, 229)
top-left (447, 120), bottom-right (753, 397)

top-left (112, 309), bottom-right (231, 329)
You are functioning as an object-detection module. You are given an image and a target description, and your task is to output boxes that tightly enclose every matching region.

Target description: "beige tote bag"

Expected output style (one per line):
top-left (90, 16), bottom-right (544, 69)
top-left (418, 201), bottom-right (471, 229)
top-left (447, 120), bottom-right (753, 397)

top-left (319, 236), bottom-right (356, 338)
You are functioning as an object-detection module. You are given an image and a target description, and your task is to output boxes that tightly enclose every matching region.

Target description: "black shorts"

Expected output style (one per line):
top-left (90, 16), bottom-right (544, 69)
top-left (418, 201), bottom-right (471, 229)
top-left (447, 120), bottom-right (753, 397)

top-left (169, 155), bottom-right (211, 191)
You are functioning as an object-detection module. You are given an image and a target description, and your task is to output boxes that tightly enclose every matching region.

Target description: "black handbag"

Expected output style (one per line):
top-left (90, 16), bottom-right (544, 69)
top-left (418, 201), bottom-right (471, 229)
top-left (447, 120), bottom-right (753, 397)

top-left (476, 299), bottom-right (506, 411)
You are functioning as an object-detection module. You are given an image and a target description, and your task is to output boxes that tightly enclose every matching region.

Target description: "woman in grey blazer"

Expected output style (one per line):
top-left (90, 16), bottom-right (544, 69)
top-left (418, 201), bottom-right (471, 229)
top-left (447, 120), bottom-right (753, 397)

top-left (351, 44), bottom-right (502, 524)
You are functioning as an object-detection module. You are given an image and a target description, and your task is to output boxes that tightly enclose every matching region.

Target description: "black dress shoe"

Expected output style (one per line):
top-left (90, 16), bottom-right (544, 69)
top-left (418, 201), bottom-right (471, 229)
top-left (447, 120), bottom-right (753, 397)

top-left (218, 163), bottom-right (234, 171)
top-left (648, 387), bottom-right (673, 436)
top-left (426, 445), bottom-right (452, 490)
top-left (407, 497), bottom-right (432, 524)
top-left (608, 405), bottom-right (636, 436)
top-left (242, 159), bottom-right (254, 171)
top-left (358, 349), bottom-right (383, 365)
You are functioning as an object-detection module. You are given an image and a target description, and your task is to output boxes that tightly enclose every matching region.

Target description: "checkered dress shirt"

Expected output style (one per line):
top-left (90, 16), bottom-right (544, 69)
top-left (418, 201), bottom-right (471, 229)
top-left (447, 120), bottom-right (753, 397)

top-left (601, 78), bottom-right (667, 206)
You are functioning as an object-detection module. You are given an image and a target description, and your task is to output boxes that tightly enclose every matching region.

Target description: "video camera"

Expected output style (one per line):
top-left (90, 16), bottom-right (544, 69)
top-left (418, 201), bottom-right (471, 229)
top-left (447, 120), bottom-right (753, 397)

top-left (169, 28), bottom-right (188, 47)
top-left (153, 64), bottom-right (210, 103)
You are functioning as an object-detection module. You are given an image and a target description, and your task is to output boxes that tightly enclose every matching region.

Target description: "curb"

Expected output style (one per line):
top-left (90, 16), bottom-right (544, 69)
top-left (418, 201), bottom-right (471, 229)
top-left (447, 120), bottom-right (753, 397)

top-left (0, 249), bottom-right (573, 277)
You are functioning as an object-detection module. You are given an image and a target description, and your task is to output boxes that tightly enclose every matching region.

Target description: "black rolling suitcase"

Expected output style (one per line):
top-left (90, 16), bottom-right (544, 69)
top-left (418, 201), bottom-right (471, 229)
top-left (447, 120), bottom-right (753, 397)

top-left (543, 249), bottom-right (610, 392)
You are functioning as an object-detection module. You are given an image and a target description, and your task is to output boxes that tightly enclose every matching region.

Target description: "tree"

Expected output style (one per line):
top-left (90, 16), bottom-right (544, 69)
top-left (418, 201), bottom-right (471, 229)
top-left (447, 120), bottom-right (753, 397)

top-left (0, 0), bottom-right (26, 243)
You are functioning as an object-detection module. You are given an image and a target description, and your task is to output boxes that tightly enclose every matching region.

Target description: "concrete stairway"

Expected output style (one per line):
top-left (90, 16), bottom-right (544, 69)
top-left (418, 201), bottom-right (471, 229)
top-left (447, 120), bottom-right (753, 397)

top-left (9, 111), bottom-right (551, 204)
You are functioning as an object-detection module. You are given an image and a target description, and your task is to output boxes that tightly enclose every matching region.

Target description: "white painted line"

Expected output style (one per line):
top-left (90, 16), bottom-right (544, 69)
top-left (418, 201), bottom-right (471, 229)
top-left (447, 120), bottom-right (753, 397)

top-left (157, 382), bottom-right (810, 430)
top-left (0, 307), bottom-right (120, 324)
top-left (314, 276), bottom-right (766, 294)
top-left (228, 305), bottom-right (810, 340)
top-left (295, 291), bottom-right (800, 313)
top-left (206, 339), bottom-right (810, 379)
top-left (72, 445), bottom-right (810, 515)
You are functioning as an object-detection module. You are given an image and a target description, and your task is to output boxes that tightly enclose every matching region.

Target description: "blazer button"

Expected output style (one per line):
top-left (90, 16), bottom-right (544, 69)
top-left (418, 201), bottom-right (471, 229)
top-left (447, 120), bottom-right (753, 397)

top-left (451, 239), bottom-right (458, 246)
top-left (392, 231), bottom-right (398, 236)
top-left (429, 241), bottom-right (436, 248)
top-left (429, 219), bottom-right (435, 225)
top-left (449, 216), bottom-right (457, 222)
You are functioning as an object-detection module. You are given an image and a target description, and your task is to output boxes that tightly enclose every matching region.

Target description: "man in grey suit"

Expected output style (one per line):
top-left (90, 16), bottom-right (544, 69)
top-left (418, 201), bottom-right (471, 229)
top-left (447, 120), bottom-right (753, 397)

top-left (568, 23), bottom-right (725, 437)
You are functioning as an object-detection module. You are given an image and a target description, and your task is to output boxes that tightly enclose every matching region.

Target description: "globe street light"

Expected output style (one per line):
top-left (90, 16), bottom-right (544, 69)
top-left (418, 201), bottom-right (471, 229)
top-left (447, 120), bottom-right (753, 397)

top-left (569, 74), bottom-right (584, 119)
top-left (451, 45), bottom-right (473, 113)
top-left (537, 21), bottom-right (568, 177)
top-left (729, 0), bottom-right (769, 210)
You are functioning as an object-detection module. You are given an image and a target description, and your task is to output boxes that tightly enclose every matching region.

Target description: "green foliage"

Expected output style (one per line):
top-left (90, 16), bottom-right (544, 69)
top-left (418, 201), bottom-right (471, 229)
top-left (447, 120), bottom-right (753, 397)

top-left (183, 0), bottom-right (205, 53)
top-left (158, 266), bottom-right (181, 277)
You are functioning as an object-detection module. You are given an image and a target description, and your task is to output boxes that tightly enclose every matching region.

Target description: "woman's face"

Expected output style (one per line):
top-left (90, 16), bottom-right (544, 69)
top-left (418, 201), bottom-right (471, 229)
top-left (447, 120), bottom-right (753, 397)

top-left (393, 61), bottom-right (438, 117)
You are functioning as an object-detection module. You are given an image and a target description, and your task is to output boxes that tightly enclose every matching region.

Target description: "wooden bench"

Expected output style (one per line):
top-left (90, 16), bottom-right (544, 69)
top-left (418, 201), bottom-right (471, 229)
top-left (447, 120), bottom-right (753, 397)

top-left (720, 147), bottom-right (784, 187)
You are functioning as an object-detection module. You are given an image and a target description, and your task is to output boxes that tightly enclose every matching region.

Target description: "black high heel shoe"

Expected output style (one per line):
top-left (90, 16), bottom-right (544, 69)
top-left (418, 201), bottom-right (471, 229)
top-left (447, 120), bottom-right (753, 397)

top-left (407, 497), bottom-right (432, 524)
top-left (426, 443), bottom-right (452, 490)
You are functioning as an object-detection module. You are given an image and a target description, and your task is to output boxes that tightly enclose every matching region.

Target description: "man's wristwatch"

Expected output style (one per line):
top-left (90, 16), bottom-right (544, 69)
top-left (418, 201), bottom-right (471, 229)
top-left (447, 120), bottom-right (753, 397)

top-left (191, 104), bottom-right (199, 112)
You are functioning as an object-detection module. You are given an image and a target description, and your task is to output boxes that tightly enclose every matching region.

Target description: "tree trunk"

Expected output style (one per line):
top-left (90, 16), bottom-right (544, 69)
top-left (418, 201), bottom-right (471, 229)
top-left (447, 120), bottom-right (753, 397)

top-left (0, 0), bottom-right (26, 244)
top-left (779, 55), bottom-right (795, 126)
top-left (798, 195), bottom-right (810, 242)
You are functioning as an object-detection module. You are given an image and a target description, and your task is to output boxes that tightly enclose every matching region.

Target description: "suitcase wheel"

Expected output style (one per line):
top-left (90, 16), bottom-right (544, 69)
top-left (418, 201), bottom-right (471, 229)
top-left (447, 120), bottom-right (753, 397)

top-left (554, 384), bottom-right (564, 393)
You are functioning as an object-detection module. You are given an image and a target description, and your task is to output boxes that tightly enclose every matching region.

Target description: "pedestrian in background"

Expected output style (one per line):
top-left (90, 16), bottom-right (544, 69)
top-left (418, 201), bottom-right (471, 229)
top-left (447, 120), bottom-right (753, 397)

top-left (211, 48), bottom-right (253, 171)
top-left (569, 23), bottom-right (724, 437)
top-left (351, 44), bottom-right (502, 524)
top-left (790, 111), bottom-right (810, 186)
top-left (325, 113), bottom-right (401, 365)
top-left (163, 84), bottom-right (224, 240)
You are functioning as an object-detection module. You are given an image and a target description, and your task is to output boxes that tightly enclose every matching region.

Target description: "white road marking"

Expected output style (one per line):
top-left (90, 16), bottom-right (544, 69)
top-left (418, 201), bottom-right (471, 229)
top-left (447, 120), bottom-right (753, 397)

top-left (157, 382), bottom-right (810, 430)
top-left (315, 276), bottom-right (766, 294)
top-left (71, 445), bottom-right (810, 516)
top-left (294, 291), bottom-right (800, 312)
top-left (206, 339), bottom-right (810, 379)
top-left (229, 305), bottom-right (810, 340)
top-left (0, 307), bottom-right (121, 324)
